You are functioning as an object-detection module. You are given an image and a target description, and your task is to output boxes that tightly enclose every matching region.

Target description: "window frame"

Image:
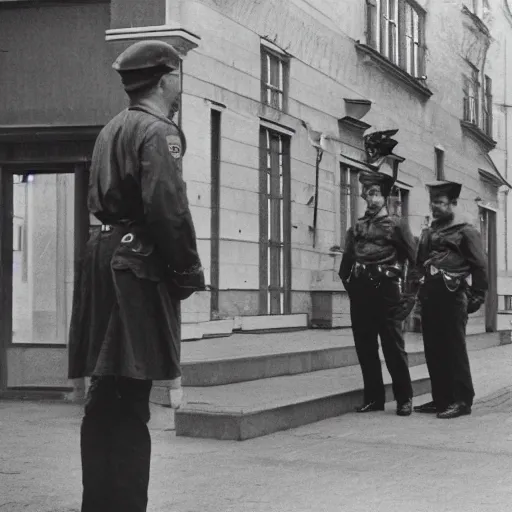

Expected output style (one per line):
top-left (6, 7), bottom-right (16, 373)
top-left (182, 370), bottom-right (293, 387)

top-left (340, 165), bottom-right (360, 249)
top-left (259, 126), bottom-right (292, 316)
top-left (260, 45), bottom-right (290, 112)
top-left (435, 147), bottom-right (445, 181)
top-left (366, 0), bottom-right (426, 79)
top-left (463, 67), bottom-right (493, 138)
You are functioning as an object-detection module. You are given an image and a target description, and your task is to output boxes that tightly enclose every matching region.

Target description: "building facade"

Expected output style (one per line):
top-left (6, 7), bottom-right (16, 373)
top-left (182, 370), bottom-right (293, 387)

top-left (0, 0), bottom-right (510, 392)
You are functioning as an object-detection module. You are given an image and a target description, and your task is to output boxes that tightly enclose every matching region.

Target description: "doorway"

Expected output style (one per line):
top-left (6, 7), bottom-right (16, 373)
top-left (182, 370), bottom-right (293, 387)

top-left (1, 167), bottom-right (89, 388)
top-left (479, 206), bottom-right (498, 332)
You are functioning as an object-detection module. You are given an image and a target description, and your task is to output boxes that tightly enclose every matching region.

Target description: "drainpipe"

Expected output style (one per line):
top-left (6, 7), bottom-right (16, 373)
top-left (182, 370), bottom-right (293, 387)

top-left (505, 42), bottom-right (509, 271)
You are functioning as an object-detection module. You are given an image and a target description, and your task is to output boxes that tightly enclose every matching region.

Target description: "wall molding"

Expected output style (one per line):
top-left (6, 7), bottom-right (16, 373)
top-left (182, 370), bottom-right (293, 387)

top-left (105, 25), bottom-right (201, 55)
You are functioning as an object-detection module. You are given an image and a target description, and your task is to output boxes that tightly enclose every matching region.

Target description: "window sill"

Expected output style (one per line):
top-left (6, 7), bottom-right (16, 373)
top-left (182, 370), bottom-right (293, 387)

top-left (460, 120), bottom-right (496, 152)
top-left (355, 43), bottom-right (433, 100)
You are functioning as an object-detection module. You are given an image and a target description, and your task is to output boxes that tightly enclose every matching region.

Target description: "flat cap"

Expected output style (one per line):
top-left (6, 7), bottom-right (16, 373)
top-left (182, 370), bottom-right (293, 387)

top-left (113, 40), bottom-right (181, 72)
top-left (426, 181), bottom-right (462, 201)
top-left (359, 170), bottom-right (395, 197)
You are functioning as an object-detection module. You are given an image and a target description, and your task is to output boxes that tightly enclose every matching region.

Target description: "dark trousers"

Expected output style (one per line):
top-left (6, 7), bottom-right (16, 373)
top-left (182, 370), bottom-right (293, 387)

top-left (80, 376), bottom-right (153, 512)
top-left (420, 280), bottom-right (474, 409)
top-left (349, 275), bottom-right (413, 405)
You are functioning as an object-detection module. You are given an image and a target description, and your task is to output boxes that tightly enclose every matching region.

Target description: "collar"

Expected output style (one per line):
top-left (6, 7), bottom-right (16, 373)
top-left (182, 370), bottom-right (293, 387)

top-left (359, 206), bottom-right (389, 222)
top-left (431, 213), bottom-right (468, 230)
top-left (128, 99), bottom-right (175, 126)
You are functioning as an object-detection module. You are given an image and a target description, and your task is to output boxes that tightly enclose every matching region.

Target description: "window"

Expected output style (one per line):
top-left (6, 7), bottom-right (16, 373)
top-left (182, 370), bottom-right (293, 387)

top-left (366, 0), bottom-right (426, 78)
top-left (388, 186), bottom-right (409, 218)
top-left (340, 166), bottom-right (360, 249)
top-left (463, 69), bottom-right (493, 138)
top-left (463, 67), bottom-right (480, 125)
top-left (504, 296), bottom-right (512, 311)
top-left (483, 75), bottom-right (493, 138)
top-left (210, 109), bottom-right (222, 318)
top-left (435, 147), bottom-right (445, 181)
top-left (261, 45), bottom-right (289, 111)
top-left (259, 128), bottom-right (291, 315)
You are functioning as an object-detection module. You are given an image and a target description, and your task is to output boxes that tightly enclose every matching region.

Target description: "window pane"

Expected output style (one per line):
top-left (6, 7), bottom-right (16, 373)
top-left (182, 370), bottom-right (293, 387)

top-left (12, 174), bottom-right (75, 345)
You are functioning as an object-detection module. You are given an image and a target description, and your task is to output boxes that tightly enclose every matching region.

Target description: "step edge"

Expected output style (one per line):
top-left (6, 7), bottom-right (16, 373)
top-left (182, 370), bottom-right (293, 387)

top-left (176, 370), bottom-right (431, 416)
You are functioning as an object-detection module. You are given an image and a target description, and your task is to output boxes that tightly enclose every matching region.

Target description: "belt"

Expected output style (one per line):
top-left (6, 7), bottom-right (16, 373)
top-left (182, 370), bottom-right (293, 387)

top-left (422, 265), bottom-right (468, 292)
top-left (426, 265), bottom-right (467, 279)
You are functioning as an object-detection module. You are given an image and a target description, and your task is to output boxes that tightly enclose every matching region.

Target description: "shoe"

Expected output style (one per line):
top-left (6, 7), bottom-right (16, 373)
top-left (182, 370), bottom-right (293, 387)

top-left (436, 402), bottom-right (472, 419)
top-left (396, 399), bottom-right (412, 416)
top-left (356, 401), bottom-right (385, 413)
top-left (413, 400), bottom-right (438, 414)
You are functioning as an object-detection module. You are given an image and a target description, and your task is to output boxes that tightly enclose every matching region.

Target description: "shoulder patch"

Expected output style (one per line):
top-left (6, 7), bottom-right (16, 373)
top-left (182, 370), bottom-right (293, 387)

top-left (165, 134), bottom-right (182, 159)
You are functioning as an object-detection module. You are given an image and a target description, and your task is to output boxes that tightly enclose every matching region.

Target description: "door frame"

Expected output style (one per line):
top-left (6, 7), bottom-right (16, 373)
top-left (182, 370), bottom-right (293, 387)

top-left (0, 125), bottom-right (100, 392)
top-left (480, 206), bottom-right (498, 332)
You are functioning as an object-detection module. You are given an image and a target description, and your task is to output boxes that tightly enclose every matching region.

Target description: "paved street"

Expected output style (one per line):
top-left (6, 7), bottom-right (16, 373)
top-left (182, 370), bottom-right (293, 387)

top-left (1, 343), bottom-right (512, 512)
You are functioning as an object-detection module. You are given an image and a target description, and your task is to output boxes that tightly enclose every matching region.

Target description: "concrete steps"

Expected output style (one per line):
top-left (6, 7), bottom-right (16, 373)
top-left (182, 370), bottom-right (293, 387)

top-left (180, 332), bottom-right (426, 386)
top-left (147, 330), bottom-right (508, 441)
top-left (173, 364), bottom-right (431, 441)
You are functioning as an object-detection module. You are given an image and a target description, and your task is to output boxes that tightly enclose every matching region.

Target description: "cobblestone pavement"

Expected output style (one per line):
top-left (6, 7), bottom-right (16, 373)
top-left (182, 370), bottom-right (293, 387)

top-left (1, 344), bottom-right (512, 512)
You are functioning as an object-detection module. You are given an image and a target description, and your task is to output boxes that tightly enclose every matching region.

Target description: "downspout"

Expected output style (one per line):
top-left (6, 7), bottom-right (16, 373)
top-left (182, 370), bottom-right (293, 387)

top-left (505, 42), bottom-right (509, 270)
top-left (312, 148), bottom-right (324, 248)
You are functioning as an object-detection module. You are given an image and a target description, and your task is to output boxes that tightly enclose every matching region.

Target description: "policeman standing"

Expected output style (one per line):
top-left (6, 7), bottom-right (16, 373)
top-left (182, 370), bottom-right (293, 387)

top-left (339, 171), bottom-right (416, 416)
top-left (68, 41), bottom-right (204, 512)
top-left (414, 181), bottom-right (487, 419)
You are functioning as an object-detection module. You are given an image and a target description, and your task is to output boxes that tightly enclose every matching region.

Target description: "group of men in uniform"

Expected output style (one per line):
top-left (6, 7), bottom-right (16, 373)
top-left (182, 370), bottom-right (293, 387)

top-left (340, 170), bottom-right (488, 420)
top-left (67, 38), bottom-right (489, 512)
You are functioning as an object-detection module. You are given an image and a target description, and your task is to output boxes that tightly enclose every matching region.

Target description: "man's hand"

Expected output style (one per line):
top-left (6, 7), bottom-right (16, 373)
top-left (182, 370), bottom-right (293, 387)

top-left (467, 288), bottom-right (486, 314)
top-left (168, 377), bottom-right (183, 409)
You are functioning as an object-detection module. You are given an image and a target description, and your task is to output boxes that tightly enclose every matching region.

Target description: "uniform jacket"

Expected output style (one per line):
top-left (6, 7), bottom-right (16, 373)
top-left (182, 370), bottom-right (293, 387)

top-left (339, 210), bottom-right (416, 284)
top-left (68, 101), bottom-right (201, 381)
top-left (416, 214), bottom-right (488, 292)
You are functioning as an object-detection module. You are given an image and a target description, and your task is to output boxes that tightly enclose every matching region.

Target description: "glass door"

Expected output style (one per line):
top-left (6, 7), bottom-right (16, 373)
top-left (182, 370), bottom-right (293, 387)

top-left (5, 168), bottom-right (89, 388)
top-left (12, 173), bottom-right (75, 346)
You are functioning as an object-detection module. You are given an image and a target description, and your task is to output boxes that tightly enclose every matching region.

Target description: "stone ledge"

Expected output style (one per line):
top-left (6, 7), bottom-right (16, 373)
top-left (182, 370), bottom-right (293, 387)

top-left (105, 25), bottom-right (201, 56)
top-left (460, 120), bottom-right (496, 152)
top-left (355, 43), bottom-right (433, 100)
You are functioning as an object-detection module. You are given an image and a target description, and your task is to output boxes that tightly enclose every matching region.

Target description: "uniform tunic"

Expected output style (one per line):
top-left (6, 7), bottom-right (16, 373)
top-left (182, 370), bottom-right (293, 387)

top-left (339, 210), bottom-right (416, 405)
top-left (68, 102), bottom-right (201, 382)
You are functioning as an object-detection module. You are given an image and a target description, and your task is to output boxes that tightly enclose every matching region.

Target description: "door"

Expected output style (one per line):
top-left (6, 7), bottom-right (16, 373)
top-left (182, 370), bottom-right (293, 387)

top-left (4, 167), bottom-right (89, 388)
top-left (480, 207), bottom-right (498, 332)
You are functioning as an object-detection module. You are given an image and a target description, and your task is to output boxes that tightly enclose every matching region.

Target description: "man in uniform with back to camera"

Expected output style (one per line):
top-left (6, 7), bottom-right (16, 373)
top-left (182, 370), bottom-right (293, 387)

top-left (68, 40), bottom-right (204, 512)
top-left (339, 170), bottom-right (417, 417)
top-left (414, 181), bottom-right (488, 419)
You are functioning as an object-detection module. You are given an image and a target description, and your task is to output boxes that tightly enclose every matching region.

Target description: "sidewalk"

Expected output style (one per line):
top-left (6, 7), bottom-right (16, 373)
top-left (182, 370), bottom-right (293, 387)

top-left (1, 342), bottom-right (512, 512)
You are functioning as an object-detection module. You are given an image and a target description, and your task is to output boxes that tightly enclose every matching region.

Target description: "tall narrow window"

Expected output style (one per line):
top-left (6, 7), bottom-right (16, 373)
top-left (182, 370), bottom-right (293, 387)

top-left (483, 75), bottom-right (493, 137)
top-left (435, 147), bottom-right (445, 181)
top-left (210, 109), bottom-right (221, 318)
top-left (404, 2), bottom-right (423, 77)
top-left (383, 0), bottom-right (399, 64)
top-left (340, 165), bottom-right (359, 249)
top-left (366, 0), bottom-right (425, 78)
top-left (463, 67), bottom-right (480, 125)
top-left (261, 45), bottom-right (289, 111)
top-left (259, 128), bottom-right (291, 315)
